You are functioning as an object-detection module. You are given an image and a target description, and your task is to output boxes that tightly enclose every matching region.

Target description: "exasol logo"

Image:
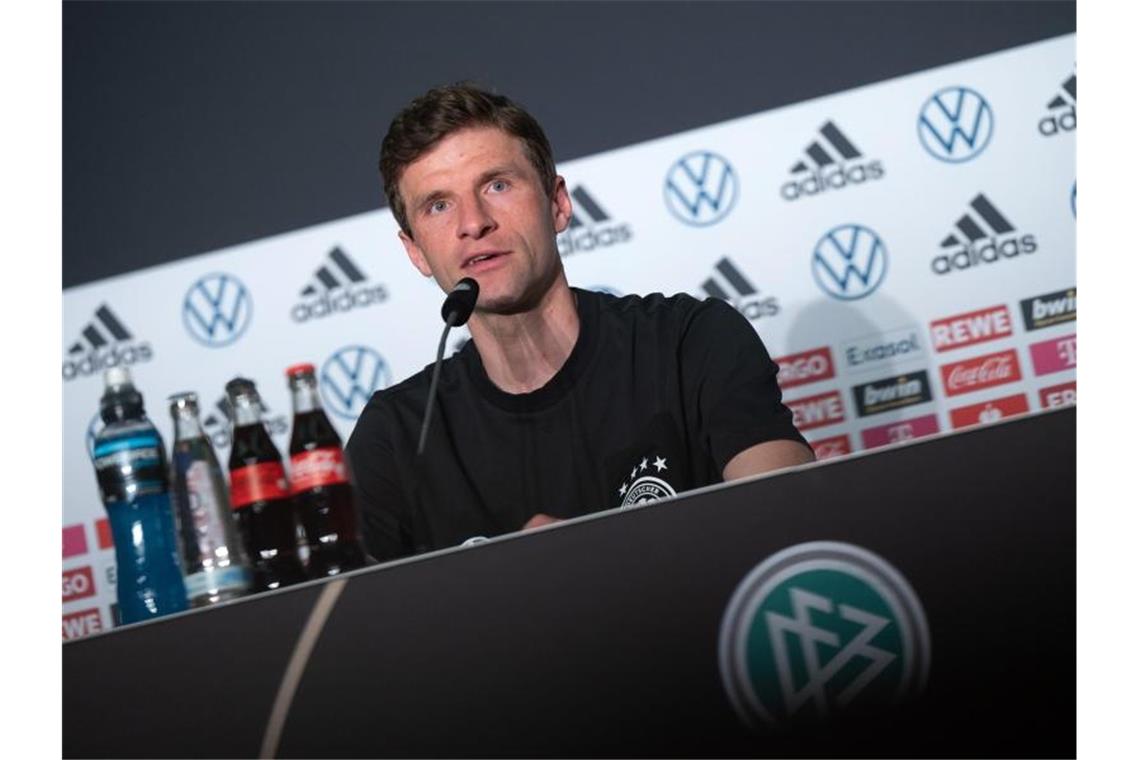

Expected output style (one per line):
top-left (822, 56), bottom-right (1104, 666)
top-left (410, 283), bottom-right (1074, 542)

top-left (1020, 287), bottom-right (1076, 331)
top-left (320, 346), bottom-right (392, 420)
top-left (1039, 73), bottom-right (1076, 137)
top-left (780, 121), bottom-right (884, 201)
top-left (201, 395), bottom-right (289, 451)
top-left (62, 304), bottom-right (153, 382)
top-left (811, 224), bottom-right (888, 300)
top-left (557, 186), bottom-right (633, 256)
top-left (183, 273), bottom-right (252, 347)
top-left (718, 542), bottom-right (930, 727)
top-left (930, 304), bottom-right (1013, 352)
top-left (292, 247), bottom-right (389, 323)
top-left (775, 346), bottom-right (835, 390)
top-left (663, 150), bottom-right (738, 226)
top-left (852, 371), bottom-right (933, 417)
top-left (933, 194), bottom-right (1036, 275)
top-left (917, 86), bottom-right (994, 163)
top-left (842, 326), bottom-right (924, 374)
top-left (700, 257), bottom-right (779, 321)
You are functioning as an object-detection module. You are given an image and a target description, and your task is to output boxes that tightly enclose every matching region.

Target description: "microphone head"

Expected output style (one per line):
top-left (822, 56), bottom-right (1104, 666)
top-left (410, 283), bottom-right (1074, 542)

top-left (441, 277), bottom-right (480, 326)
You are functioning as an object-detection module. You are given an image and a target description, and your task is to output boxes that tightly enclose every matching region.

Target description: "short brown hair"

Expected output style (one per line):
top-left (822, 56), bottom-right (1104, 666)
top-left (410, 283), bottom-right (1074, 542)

top-left (379, 83), bottom-right (557, 237)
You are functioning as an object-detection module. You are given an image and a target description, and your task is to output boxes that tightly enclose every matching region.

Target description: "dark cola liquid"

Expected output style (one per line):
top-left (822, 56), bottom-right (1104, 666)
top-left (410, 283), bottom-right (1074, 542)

top-left (289, 410), bottom-right (372, 577)
top-left (229, 423), bottom-right (307, 591)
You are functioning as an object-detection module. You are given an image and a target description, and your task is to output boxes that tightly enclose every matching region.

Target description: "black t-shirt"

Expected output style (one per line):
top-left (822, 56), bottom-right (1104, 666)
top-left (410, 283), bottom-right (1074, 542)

top-left (345, 288), bottom-right (806, 561)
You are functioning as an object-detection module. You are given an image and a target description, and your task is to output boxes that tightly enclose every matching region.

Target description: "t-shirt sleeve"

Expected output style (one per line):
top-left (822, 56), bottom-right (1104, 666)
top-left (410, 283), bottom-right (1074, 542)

top-left (344, 399), bottom-right (415, 562)
top-left (679, 297), bottom-right (808, 473)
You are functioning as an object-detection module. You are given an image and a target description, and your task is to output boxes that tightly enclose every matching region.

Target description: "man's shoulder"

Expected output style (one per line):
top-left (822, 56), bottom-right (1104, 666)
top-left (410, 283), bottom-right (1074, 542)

top-left (589, 289), bottom-right (717, 326)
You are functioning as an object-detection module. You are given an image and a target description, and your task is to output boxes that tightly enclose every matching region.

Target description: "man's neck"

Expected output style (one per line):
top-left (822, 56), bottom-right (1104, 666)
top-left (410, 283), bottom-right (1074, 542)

top-left (467, 280), bottom-right (580, 394)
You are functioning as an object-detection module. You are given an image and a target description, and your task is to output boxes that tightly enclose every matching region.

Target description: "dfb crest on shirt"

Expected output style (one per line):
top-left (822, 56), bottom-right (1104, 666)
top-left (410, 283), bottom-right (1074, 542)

top-left (617, 453), bottom-right (677, 508)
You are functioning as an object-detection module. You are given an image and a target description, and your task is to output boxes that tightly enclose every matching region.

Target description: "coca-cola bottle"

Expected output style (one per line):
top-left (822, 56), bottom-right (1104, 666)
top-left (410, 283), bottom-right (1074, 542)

top-left (225, 377), bottom-right (307, 592)
top-left (285, 363), bottom-right (373, 577)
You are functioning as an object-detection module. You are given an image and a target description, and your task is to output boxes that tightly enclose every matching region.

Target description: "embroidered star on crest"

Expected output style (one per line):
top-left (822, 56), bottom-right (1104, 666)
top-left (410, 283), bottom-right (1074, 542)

top-left (639, 457), bottom-right (648, 472)
top-left (618, 482), bottom-right (628, 497)
top-left (653, 456), bottom-right (668, 473)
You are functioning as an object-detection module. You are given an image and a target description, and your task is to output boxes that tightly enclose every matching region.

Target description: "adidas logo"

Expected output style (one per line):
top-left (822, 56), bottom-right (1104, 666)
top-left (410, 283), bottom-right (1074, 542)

top-left (557, 186), bottom-right (632, 256)
top-left (291, 246), bottom-right (389, 322)
top-left (201, 395), bottom-right (289, 450)
top-left (1038, 73), bottom-right (1076, 136)
top-left (700, 257), bottom-right (779, 321)
top-left (932, 194), bottom-right (1037, 275)
top-left (62, 304), bottom-right (153, 382)
top-left (780, 121), bottom-right (884, 201)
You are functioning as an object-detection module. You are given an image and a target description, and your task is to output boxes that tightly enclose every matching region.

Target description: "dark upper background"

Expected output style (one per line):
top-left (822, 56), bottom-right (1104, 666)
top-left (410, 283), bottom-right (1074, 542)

top-left (63, 0), bottom-right (1075, 289)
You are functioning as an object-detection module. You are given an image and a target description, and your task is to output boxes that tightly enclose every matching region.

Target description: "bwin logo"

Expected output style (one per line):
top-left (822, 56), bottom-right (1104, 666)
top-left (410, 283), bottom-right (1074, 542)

top-left (201, 395), bottom-right (289, 451)
top-left (62, 304), bottom-right (153, 381)
top-left (701, 258), bottom-right (779, 321)
top-left (811, 225), bottom-right (888, 301)
top-left (718, 541), bottom-right (931, 727)
top-left (781, 121), bottom-right (885, 201)
top-left (183, 273), bottom-right (253, 347)
top-left (557, 186), bottom-right (633, 256)
top-left (917, 86), bottom-right (994, 163)
top-left (933, 194), bottom-right (1037, 275)
top-left (664, 150), bottom-right (738, 226)
top-left (292, 246), bottom-right (389, 323)
top-left (320, 346), bottom-right (392, 420)
top-left (1039, 73), bottom-right (1076, 137)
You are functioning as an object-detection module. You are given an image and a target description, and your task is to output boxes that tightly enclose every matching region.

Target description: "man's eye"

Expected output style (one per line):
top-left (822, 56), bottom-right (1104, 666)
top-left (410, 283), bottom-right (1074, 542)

top-left (427, 200), bottom-right (449, 214)
top-left (488, 180), bottom-right (509, 193)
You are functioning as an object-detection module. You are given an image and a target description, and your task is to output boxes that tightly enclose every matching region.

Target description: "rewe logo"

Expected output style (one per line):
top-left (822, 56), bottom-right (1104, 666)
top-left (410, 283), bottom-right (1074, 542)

top-left (1020, 287), bottom-right (1076, 331)
top-left (853, 371), bottom-right (933, 417)
top-left (719, 541), bottom-right (930, 727)
top-left (664, 150), bottom-right (738, 226)
top-left (1039, 73), bottom-right (1076, 137)
top-left (781, 121), bottom-right (885, 201)
top-left (201, 395), bottom-right (289, 451)
top-left (183, 273), bottom-right (252, 347)
top-left (63, 304), bottom-right (153, 382)
top-left (557, 186), bottom-right (633, 256)
top-left (787, 390), bottom-right (845, 432)
top-left (292, 247), bottom-right (389, 323)
top-left (700, 258), bottom-right (779, 321)
top-left (812, 224), bottom-right (888, 300)
top-left (775, 346), bottom-right (836, 390)
top-left (930, 304), bottom-right (1013, 352)
top-left (917, 86), bottom-right (994, 162)
top-left (933, 194), bottom-right (1037, 275)
top-left (320, 346), bottom-right (392, 420)
top-left (62, 607), bottom-right (104, 641)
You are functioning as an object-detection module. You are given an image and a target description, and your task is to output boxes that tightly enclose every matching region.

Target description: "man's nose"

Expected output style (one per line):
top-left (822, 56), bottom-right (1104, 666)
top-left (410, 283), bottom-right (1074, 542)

top-left (457, 196), bottom-right (496, 239)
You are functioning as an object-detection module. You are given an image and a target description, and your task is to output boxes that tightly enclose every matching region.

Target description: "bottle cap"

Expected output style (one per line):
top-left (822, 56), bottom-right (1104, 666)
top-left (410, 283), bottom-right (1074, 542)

top-left (168, 391), bottom-right (200, 413)
top-left (286, 363), bottom-right (316, 377)
top-left (103, 366), bottom-right (133, 388)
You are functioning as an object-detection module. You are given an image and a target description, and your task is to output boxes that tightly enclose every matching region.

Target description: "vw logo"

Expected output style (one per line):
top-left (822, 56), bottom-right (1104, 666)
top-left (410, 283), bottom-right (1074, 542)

top-left (811, 224), bottom-right (888, 301)
top-left (320, 345), bottom-right (391, 420)
top-left (664, 150), bottom-right (739, 226)
top-left (182, 273), bottom-right (253, 347)
top-left (719, 541), bottom-right (930, 728)
top-left (917, 86), bottom-right (994, 163)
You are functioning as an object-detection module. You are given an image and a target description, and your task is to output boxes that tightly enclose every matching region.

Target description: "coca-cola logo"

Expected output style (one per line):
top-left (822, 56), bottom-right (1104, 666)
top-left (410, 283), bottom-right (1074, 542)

top-left (290, 447), bottom-right (349, 492)
top-left (776, 347), bottom-right (836, 389)
top-left (940, 349), bottom-right (1022, 397)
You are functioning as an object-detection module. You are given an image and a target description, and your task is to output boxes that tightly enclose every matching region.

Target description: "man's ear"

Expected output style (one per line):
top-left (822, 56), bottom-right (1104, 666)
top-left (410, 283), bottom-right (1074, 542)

top-left (550, 176), bottom-right (572, 235)
top-left (398, 230), bottom-right (433, 278)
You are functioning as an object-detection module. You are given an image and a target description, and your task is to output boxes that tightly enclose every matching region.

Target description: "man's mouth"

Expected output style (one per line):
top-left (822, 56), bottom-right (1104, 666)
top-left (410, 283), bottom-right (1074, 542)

top-left (463, 251), bottom-right (508, 268)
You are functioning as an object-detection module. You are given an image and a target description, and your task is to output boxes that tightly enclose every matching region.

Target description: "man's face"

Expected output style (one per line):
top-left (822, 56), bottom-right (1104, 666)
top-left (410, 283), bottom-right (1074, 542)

top-left (396, 126), bottom-right (572, 314)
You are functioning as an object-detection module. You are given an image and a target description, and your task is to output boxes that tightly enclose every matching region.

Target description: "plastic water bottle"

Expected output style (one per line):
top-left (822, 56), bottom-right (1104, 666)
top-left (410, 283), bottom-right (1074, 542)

top-left (91, 368), bottom-right (188, 624)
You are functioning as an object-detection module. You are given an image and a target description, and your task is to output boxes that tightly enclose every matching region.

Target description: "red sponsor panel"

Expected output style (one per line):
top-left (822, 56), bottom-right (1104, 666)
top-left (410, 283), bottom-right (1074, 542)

top-left (860, 414), bottom-right (940, 449)
top-left (930, 305), bottom-right (1013, 352)
top-left (62, 523), bottom-right (88, 559)
top-left (1039, 381), bottom-right (1076, 409)
top-left (787, 390), bottom-right (845, 432)
top-left (95, 518), bottom-right (113, 550)
top-left (775, 346), bottom-right (836, 390)
top-left (63, 566), bottom-right (97, 604)
top-left (949, 394), bottom-right (1030, 430)
top-left (1029, 334), bottom-right (1077, 376)
top-left (809, 434), bottom-right (851, 461)
top-left (940, 348), bottom-right (1022, 397)
top-left (62, 608), bottom-right (104, 641)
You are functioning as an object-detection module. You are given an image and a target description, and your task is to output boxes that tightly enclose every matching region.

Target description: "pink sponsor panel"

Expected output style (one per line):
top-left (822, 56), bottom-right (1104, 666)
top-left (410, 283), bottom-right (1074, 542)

top-left (1029, 334), bottom-right (1076, 376)
top-left (860, 414), bottom-right (940, 450)
top-left (62, 523), bottom-right (88, 559)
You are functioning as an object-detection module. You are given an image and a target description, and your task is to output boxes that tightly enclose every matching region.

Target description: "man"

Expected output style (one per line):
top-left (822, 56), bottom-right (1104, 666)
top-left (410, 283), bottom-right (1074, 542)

top-left (346, 83), bottom-right (814, 561)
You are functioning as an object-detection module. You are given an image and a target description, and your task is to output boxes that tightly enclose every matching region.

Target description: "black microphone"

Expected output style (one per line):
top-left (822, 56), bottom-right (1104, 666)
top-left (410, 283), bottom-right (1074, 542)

top-left (418, 278), bottom-right (479, 455)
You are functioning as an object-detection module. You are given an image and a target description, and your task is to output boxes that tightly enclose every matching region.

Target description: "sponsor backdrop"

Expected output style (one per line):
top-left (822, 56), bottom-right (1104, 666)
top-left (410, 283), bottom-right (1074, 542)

top-left (62, 35), bottom-right (1076, 639)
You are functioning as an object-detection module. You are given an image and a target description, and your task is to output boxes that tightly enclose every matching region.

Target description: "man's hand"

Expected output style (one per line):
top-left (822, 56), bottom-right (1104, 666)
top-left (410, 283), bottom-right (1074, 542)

top-left (723, 439), bottom-right (815, 481)
top-left (522, 513), bottom-right (563, 530)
